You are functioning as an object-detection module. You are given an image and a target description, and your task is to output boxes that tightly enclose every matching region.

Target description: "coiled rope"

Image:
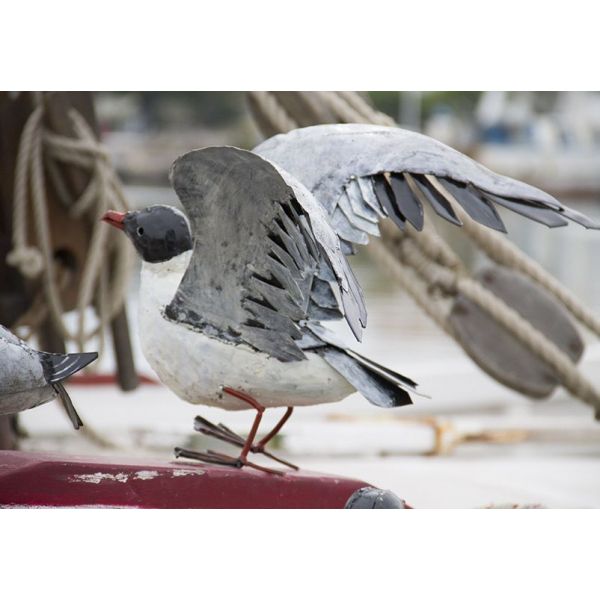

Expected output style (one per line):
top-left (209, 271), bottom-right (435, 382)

top-left (247, 91), bottom-right (600, 417)
top-left (6, 93), bottom-right (133, 356)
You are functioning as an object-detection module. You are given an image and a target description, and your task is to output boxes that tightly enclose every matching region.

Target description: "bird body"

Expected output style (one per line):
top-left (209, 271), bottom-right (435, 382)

top-left (139, 250), bottom-right (353, 410)
top-left (0, 325), bottom-right (97, 427)
top-left (102, 123), bottom-right (598, 470)
top-left (104, 144), bottom-right (420, 415)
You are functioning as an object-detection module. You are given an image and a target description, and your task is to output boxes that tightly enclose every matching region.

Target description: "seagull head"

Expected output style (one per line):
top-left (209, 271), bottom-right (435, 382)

top-left (102, 205), bottom-right (192, 263)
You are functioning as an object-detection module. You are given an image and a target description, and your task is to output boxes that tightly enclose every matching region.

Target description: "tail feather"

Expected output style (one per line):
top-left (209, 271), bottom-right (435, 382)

top-left (305, 321), bottom-right (423, 408)
top-left (345, 348), bottom-right (420, 391)
top-left (41, 351), bottom-right (98, 384)
top-left (319, 347), bottom-right (414, 409)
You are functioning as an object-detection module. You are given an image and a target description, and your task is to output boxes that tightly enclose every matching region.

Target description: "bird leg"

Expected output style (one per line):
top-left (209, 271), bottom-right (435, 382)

top-left (252, 407), bottom-right (298, 470)
top-left (255, 406), bottom-right (294, 450)
top-left (223, 387), bottom-right (265, 464)
top-left (192, 412), bottom-right (298, 470)
top-left (175, 387), bottom-right (298, 473)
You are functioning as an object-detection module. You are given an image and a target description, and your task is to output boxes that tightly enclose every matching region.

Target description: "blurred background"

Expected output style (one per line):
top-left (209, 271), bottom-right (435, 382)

top-left (4, 91), bottom-right (600, 507)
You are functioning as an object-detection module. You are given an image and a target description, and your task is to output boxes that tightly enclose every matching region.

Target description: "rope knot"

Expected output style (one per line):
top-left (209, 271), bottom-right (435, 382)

top-left (6, 246), bottom-right (44, 279)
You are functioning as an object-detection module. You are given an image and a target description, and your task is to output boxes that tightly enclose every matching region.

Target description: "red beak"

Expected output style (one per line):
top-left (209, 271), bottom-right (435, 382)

top-left (102, 210), bottom-right (127, 230)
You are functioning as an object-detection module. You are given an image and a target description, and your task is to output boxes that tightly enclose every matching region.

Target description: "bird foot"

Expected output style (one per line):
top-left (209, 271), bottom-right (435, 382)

top-left (174, 446), bottom-right (285, 475)
top-left (192, 414), bottom-right (299, 470)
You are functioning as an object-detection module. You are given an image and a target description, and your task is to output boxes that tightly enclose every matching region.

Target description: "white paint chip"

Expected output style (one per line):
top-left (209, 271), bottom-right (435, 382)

top-left (70, 472), bottom-right (130, 484)
top-left (133, 470), bottom-right (159, 481)
top-left (69, 469), bottom-right (202, 484)
top-left (172, 469), bottom-right (204, 477)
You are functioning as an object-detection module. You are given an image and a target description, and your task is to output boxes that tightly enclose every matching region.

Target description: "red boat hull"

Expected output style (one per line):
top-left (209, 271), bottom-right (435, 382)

top-left (0, 451), bottom-right (376, 508)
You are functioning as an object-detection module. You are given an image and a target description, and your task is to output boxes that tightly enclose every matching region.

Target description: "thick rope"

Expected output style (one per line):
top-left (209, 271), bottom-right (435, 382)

top-left (311, 91), bottom-right (390, 126)
top-left (6, 94), bottom-right (133, 352)
top-left (248, 90), bottom-right (600, 415)
top-left (369, 236), bottom-right (452, 334)
top-left (247, 91), bottom-right (298, 135)
top-left (379, 223), bottom-right (600, 414)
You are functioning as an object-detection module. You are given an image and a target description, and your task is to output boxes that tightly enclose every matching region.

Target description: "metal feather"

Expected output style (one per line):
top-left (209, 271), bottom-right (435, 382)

top-left (388, 173), bottom-right (424, 231)
top-left (436, 177), bottom-right (507, 232)
top-left (337, 189), bottom-right (381, 236)
top-left (480, 192), bottom-right (569, 228)
top-left (310, 277), bottom-right (341, 309)
top-left (344, 181), bottom-right (381, 222)
top-left (319, 349), bottom-right (412, 408)
top-left (330, 206), bottom-right (370, 245)
top-left (371, 174), bottom-right (407, 230)
top-left (558, 206), bottom-right (600, 230)
top-left (406, 173), bottom-right (462, 226)
top-left (356, 176), bottom-right (386, 217)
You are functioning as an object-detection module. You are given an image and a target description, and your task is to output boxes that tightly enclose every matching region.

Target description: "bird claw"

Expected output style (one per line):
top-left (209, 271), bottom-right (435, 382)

top-left (187, 413), bottom-right (299, 471)
top-left (174, 446), bottom-right (284, 475)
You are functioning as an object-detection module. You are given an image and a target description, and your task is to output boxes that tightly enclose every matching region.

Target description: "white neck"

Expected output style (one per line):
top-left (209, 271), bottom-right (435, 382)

top-left (140, 250), bottom-right (191, 308)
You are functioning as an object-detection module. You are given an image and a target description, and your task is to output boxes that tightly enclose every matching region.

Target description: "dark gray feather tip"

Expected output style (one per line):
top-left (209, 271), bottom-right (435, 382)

top-left (41, 352), bottom-right (98, 384)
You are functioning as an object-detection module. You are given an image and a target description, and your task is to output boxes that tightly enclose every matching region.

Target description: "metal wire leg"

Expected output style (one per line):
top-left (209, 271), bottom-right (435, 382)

top-left (173, 447), bottom-right (283, 475)
top-left (176, 388), bottom-right (298, 472)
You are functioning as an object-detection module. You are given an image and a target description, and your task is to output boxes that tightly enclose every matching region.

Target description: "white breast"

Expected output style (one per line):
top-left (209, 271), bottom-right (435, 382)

top-left (138, 252), bottom-right (353, 411)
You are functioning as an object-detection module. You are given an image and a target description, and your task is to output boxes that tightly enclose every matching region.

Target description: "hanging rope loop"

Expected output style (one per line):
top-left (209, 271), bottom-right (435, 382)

top-left (7, 93), bottom-right (134, 350)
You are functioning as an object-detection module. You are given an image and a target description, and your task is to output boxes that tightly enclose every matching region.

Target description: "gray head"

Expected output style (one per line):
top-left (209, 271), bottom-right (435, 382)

top-left (102, 205), bottom-right (192, 263)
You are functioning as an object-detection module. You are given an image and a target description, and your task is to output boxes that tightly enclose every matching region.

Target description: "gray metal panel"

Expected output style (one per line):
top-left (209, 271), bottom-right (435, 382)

top-left (254, 124), bottom-right (561, 208)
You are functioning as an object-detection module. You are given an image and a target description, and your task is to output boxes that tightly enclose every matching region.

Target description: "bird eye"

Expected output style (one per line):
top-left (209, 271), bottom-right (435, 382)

top-left (137, 227), bottom-right (144, 236)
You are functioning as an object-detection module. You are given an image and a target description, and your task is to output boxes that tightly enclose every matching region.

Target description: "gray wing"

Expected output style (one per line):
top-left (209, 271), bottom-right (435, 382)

top-left (165, 146), bottom-right (366, 362)
top-left (254, 124), bottom-right (599, 253)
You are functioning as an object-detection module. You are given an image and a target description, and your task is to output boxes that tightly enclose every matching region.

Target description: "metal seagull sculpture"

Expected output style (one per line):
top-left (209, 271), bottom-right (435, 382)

top-left (0, 324), bottom-right (97, 429)
top-left (103, 124), bottom-right (599, 473)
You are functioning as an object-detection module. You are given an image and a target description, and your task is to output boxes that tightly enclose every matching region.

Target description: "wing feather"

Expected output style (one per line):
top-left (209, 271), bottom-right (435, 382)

top-left (388, 173), bottom-right (424, 231)
top-left (254, 123), bottom-right (600, 251)
top-left (167, 146), bottom-right (366, 362)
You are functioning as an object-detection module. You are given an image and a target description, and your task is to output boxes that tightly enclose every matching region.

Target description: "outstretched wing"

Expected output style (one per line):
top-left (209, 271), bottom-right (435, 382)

top-left (166, 146), bottom-right (366, 362)
top-left (254, 124), bottom-right (599, 253)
